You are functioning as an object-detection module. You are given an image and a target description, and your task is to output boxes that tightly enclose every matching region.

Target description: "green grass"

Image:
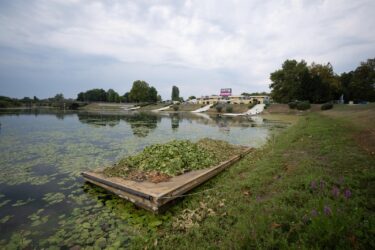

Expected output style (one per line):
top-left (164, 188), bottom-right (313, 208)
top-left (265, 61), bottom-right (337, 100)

top-left (131, 112), bottom-right (375, 249)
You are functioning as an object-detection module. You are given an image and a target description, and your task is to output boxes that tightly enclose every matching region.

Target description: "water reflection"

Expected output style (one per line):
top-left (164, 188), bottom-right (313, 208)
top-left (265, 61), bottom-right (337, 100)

top-left (170, 113), bottom-right (180, 130)
top-left (122, 113), bottom-right (160, 137)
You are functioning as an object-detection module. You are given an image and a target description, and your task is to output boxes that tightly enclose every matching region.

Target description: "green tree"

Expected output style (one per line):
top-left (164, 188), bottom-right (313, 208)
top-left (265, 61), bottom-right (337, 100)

top-left (148, 87), bottom-right (158, 103)
top-left (78, 89), bottom-right (107, 102)
top-left (270, 60), bottom-right (342, 103)
top-left (307, 63), bottom-right (340, 103)
top-left (270, 60), bottom-right (310, 103)
top-left (188, 96), bottom-right (196, 100)
top-left (122, 92), bottom-right (130, 103)
top-left (171, 86), bottom-right (180, 101)
top-left (106, 89), bottom-right (120, 103)
top-left (77, 92), bottom-right (85, 101)
top-left (157, 95), bottom-right (162, 102)
top-left (340, 72), bottom-right (353, 102)
top-left (349, 58), bottom-right (375, 102)
top-left (54, 93), bottom-right (64, 102)
top-left (129, 80), bottom-right (150, 102)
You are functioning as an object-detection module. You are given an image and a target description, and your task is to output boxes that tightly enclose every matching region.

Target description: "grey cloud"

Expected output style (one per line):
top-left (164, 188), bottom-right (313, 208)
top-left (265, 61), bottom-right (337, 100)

top-left (0, 0), bottom-right (374, 99)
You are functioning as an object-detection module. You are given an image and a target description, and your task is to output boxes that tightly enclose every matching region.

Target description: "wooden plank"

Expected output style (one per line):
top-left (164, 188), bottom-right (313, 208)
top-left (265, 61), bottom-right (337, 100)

top-left (82, 147), bottom-right (252, 212)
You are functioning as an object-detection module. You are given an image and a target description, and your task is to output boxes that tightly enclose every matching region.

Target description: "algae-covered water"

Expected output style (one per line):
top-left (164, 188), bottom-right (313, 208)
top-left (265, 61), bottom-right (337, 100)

top-left (0, 109), bottom-right (288, 248)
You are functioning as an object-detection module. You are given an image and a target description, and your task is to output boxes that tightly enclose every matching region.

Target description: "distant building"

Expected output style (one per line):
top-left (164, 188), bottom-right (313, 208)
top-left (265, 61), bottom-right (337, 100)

top-left (197, 94), bottom-right (269, 105)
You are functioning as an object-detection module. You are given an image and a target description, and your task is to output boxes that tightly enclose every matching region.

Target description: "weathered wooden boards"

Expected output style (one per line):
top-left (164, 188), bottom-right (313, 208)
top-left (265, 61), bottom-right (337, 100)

top-left (82, 147), bottom-right (252, 213)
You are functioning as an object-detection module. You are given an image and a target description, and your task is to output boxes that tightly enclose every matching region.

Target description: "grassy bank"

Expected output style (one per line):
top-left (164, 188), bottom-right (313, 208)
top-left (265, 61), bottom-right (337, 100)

top-left (132, 111), bottom-right (374, 249)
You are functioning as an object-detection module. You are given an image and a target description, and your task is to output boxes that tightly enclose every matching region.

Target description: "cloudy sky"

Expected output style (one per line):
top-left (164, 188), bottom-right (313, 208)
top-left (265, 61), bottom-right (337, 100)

top-left (0, 0), bottom-right (374, 99)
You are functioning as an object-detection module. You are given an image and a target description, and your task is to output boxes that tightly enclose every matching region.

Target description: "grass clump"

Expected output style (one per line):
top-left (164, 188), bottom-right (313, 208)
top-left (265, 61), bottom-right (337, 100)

top-left (103, 138), bottom-right (245, 181)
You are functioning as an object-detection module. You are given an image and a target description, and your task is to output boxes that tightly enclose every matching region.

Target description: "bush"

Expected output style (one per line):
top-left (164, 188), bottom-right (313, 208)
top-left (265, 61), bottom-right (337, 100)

top-left (321, 103), bottom-right (333, 110)
top-left (216, 104), bottom-right (223, 113)
top-left (0, 100), bottom-right (10, 108)
top-left (69, 102), bottom-right (80, 110)
top-left (225, 105), bottom-right (233, 113)
top-left (288, 101), bottom-right (297, 109)
top-left (296, 101), bottom-right (311, 110)
top-left (173, 105), bottom-right (179, 111)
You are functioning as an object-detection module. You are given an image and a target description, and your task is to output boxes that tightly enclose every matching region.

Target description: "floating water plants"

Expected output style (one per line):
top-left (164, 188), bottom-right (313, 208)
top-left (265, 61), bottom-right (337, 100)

top-left (103, 138), bottom-right (246, 182)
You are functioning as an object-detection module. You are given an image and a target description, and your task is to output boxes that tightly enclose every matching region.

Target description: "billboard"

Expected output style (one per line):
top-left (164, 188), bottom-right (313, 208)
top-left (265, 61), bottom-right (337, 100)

top-left (220, 88), bottom-right (232, 97)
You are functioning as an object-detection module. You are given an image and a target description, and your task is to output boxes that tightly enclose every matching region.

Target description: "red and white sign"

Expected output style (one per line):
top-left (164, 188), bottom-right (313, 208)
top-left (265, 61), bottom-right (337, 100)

top-left (220, 88), bottom-right (232, 96)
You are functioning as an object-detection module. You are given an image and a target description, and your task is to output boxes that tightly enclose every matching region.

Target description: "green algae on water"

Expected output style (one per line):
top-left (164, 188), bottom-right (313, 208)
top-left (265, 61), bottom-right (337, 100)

top-left (0, 215), bottom-right (13, 224)
top-left (43, 193), bottom-right (65, 205)
top-left (12, 198), bottom-right (35, 207)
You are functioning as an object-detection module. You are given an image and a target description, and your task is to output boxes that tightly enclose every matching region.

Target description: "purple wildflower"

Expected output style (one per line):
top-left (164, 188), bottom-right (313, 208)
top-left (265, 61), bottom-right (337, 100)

top-left (331, 186), bottom-right (340, 198)
top-left (323, 205), bottom-right (332, 216)
top-left (311, 209), bottom-right (318, 217)
top-left (344, 189), bottom-right (352, 199)
top-left (310, 180), bottom-right (317, 190)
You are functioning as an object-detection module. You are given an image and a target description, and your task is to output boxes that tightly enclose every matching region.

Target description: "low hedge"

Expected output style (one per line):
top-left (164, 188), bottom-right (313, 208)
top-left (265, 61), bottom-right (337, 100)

top-left (296, 101), bottom-right (311, 110)
top-left (321, 103), bottom-right (333, 110)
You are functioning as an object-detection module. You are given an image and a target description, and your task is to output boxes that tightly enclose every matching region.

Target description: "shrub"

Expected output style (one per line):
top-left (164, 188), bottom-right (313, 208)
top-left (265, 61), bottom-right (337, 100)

top-left (69, 102), bottom-right (80, 110)
top-left (296, 101), bottom-right (311, 110)
top-left (288, 101), bottom-right (297, 109)
top-left (225, 105), bottom-right (233, 113)
top-left (216, 104), bottom-right (223, 113)
top-left (173, 105), bottom-right (179, 111)
top-left (321, 103), bottom-right (333, 110)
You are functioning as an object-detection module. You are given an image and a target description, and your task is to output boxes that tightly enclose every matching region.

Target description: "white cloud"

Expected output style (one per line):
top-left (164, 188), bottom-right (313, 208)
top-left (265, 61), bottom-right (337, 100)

top-left (0, 0), bottom-right (374, 98)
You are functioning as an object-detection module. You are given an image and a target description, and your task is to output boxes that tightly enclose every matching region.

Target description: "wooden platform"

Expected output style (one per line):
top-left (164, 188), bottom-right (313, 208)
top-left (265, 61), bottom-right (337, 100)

top-left (82, 147), bottom-right (252, 213)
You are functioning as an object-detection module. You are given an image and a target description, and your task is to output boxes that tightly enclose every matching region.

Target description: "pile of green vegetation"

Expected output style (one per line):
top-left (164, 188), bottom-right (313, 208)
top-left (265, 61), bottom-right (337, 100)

top-left (103, 138), bottom-right (245, 180)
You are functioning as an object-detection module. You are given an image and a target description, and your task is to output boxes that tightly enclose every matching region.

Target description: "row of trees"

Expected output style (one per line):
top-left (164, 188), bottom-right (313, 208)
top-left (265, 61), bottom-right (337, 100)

top-left (269, 58), bottom-right (375, 103)
top-left (77, 81), bottom-right (183, 103)
top-left (77, 89), bottom-right (121, 102)
top-left (77, 81), bottom-right (163, 103)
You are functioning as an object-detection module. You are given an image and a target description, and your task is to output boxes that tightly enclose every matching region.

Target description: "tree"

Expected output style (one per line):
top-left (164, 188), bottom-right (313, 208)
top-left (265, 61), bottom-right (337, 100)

top-left (54, 93), bottom-right (64, 102)
top-left (270, 60), bottom-right (310, 103)
top-left (129, 80), bottom-right (150, 102)
top-left (171, 86), bottom-right (180, 101)
top-left (76, 89), bottom-right (107, 102)
top-left (122, 92), bottom-right (130, 103)
top-left (77, 92), bottom-right (85, 101)
top-left (107, 89), bottom-right (120, 103)
top-left (348, 58), bottom-right (375, 102)
top-left (339, 72), bottom-right (353, 102)
top-left (308, 63), bottom-right (340, 103)
top-left (148, 87), bottom-right (158, 103)
top-left (270, 60), bottom-right (342, 103)
top-left (188, 96), bottom-right (196, 100)
top-left (157, 95), bottom-right (162, 102)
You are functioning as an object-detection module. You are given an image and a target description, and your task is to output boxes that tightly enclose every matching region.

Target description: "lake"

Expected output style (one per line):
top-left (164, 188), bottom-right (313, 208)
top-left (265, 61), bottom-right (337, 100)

top-left (0, 109), bottom-right (288, 248)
